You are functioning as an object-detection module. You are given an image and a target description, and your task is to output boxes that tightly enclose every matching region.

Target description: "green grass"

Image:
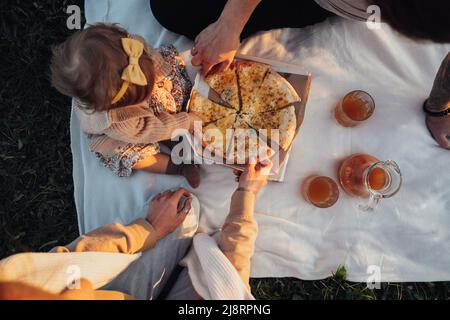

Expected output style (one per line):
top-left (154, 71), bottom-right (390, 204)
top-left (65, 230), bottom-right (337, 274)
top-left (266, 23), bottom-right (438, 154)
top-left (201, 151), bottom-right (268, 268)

top-left (0, 0), bottom-right (448, 300)
top-left (251, 266), bottom-right (449, 300)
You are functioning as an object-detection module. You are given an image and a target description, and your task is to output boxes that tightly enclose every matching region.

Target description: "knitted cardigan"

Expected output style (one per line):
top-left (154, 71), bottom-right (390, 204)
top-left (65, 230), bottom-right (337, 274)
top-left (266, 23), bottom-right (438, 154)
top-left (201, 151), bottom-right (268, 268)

top-left (74, 44), bottom-right (190, 158)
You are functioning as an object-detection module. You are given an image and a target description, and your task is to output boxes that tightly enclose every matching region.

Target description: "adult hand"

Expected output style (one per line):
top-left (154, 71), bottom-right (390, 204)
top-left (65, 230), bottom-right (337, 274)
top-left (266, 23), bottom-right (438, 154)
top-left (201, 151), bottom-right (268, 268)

top-left (191, 20), bottom-right (240, 76)
top-left (233, 160), bottom-right (273, 194)
top-left (146, 188), bottom-right (193, 241)
top-left (426, 115), bottom-right (450, 149)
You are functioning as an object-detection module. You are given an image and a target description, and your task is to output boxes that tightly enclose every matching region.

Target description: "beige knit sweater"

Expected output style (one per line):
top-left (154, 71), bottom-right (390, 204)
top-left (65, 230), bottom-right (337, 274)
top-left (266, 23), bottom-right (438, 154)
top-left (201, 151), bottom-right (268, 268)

top-left (53, 189), bottom-right (257, 297)
top-left (75, 43), bottom-right (191, 156)
top-left (75, 102), bottom-right (190, 142)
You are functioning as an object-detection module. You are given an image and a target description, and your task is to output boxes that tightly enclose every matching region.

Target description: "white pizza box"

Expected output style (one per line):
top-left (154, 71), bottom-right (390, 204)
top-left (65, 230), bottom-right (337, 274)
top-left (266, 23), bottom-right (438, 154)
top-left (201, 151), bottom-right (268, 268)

top-left (185, 54), bottom-right (312, 182)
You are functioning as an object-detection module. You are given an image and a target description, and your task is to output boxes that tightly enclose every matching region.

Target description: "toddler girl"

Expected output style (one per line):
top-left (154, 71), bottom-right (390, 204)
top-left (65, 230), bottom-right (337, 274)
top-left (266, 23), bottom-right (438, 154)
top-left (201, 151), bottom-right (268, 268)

top-left (51, 23), bottom-right (201, 187)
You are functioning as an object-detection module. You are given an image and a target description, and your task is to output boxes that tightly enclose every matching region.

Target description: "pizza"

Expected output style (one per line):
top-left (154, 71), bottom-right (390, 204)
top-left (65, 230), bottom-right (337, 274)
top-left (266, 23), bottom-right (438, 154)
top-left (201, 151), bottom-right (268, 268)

top-left (250, 68), bottom-right (300, 113)
top-left (189, 60), bottom-right (300, 163)
top-left (202, 115), bottom-right (236, 157)
top-left (248, 106), bottom-right (297, 151)
top-left (233, 115), bottom-right (252, 130)
top-left (205, 64), bottom-right (240, 110)
top-left (227, 129), bottom-right (275, 164)
top-left (189, 90), bottom-right (236, 124)
top-left (237, 61), bottom-right (269, 113)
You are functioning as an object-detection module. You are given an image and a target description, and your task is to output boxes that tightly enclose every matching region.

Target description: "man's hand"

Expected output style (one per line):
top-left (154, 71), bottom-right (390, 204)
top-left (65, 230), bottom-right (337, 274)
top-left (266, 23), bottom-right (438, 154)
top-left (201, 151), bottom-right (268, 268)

top-left (146, 188), bottom-right (193, 241)
top-left (191, 20), bottom-right (240, 75)
top-left (426, 115), bottom-right (450, 149)
top-left (234, 160), bottom-right (273, 194)
top-left (190, 0), bottom-right (261, 76)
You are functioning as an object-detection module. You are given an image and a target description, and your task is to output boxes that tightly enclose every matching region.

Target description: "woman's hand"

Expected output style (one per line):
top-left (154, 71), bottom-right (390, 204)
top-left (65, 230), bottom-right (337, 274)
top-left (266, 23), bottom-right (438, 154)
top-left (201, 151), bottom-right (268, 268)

top-left (191, 20), bottom-right (240, 75)
top-left (426, 115), bottom-right (450, 149)
top-left (234, 160), bottom-right (273, 194)
top-left (146, 188), bottom-right (193, 241)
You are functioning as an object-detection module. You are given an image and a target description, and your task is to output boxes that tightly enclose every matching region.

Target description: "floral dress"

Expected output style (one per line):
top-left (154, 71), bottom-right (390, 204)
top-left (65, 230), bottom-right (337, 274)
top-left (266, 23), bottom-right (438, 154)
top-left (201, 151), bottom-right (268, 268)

top-left (94, 45), bottom-right (192, 177)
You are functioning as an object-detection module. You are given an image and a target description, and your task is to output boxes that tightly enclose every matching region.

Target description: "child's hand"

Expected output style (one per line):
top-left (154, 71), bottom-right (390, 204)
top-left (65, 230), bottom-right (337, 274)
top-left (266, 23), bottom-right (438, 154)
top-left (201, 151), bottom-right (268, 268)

top-left (146, 188), bottom-right (193, 241)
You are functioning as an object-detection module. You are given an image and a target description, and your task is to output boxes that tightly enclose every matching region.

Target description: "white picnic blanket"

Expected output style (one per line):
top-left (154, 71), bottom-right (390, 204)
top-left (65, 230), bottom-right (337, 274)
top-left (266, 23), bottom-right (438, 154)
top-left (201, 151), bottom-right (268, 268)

top-left (72, 0), bottom-right (450, 282)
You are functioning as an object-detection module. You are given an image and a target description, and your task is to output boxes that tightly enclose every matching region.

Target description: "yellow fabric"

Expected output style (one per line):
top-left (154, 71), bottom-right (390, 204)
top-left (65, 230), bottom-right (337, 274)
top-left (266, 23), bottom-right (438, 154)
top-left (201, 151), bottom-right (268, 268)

top-left (111, 81), bottom-right (130, 104)
top-left (0, 189), bottom-right (257, 299)
top-left (219, 190), bottom-right (258, 289)
top-left (0, 280), bottom-right (134, 300)
top-left (120, 38), bottom-right (148, 86)
top-left (53, 218), bottom-right (159, 254)
top-left (111, 37), bottom-right (148, 104)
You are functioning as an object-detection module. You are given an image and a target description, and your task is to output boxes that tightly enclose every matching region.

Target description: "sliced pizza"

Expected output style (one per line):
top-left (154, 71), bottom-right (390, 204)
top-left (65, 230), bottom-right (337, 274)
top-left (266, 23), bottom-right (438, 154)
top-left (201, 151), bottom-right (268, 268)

top-left (202, 115), bottom-right (236, 157)
top-left (237, 61), bottom-right (270, 114)
top-left (227, 128), bottom-right (275, 164)
top-left (251, 69), bottom-right (301, 113)
top-left (232, 114), bottom-right (252, 129)
top-left (195, 61), bottom-right (301, 163)
top-left (248, 105), bottom-right (297, 151)
top-left (205, 65), bottom-right (240, 111)
top-left (214, 114), bottom-right (238, 132)
top-left (189, 90), bottom-right (236, 124)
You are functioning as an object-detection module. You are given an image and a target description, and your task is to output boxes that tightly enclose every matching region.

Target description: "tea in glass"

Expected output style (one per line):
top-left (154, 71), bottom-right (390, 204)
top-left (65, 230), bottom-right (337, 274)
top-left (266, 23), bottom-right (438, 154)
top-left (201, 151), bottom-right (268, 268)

top-left (334, 90), bottom-right (375, 127)
top-left (301, 175), bottom-right (339, 208)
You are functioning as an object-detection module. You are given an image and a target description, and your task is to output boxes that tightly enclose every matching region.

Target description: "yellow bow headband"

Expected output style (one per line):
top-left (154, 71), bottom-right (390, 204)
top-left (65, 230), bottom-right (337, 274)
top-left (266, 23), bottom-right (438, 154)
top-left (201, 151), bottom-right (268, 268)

top-left (111, 38), bottom-right (148, 104)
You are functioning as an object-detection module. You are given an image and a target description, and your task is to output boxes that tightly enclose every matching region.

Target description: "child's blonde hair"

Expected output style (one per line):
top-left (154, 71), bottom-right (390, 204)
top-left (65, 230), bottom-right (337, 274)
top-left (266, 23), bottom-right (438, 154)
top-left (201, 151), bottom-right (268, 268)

top-left (51, 23), bottom-right (155, 112)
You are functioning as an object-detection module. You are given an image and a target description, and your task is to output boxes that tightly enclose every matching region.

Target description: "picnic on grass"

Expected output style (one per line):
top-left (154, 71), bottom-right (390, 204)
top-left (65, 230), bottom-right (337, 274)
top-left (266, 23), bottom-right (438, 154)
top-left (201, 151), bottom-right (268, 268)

top-left (0, 0), bottom-right (449, 300)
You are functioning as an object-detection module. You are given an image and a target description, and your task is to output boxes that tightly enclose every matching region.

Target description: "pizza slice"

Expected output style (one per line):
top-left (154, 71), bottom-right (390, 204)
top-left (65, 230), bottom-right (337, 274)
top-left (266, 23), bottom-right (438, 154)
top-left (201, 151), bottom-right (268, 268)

top-left (215, 114), bottom-right (238, 131)
top-left (237, 61), bottom-right (270, 114)
top-left (188, 90), bottom-right (236, 124)
top-left (233, 114), bottom-right (252, 129)
top-left (202, 114), bottom-right (236, 157)
top-left (205, 65), bottom-right (240, 110)
top-left (227, 128), bottom-right (275, 164)
top-left (248, 105), bottom-right (297, 151)
top-left (251, 69), bottom-right (301, 113)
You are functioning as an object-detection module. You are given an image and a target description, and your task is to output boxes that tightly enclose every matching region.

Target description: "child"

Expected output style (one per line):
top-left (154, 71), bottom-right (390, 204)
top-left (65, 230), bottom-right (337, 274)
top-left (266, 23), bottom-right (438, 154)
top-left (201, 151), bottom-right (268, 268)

top-left (51, 23), bottom-right (201, 187)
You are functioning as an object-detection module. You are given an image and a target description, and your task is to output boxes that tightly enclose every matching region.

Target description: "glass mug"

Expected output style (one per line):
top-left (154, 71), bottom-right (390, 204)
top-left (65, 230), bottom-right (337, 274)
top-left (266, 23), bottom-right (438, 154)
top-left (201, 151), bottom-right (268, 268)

top-left (334, 90), bottom-right (375, 127)
top-left (301, 175), bottom-right (340, 208)
top-left (338, 154), bottom-right (402, 211)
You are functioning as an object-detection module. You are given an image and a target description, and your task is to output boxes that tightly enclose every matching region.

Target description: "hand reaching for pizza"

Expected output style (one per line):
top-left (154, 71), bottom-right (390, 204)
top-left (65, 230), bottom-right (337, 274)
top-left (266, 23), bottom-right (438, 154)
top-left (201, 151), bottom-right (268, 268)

top-left (234, 160), bottom-right (273, 194)
top-left (191, 20), bottom-right (240, 76)
top-left (190, 0), bottom-right (262, 75)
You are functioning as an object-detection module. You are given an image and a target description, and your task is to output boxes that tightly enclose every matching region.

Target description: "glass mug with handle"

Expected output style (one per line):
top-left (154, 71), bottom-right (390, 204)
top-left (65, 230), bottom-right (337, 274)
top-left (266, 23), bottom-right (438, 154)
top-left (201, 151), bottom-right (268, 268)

top-left (338, 154), bottom-right (402, 211)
